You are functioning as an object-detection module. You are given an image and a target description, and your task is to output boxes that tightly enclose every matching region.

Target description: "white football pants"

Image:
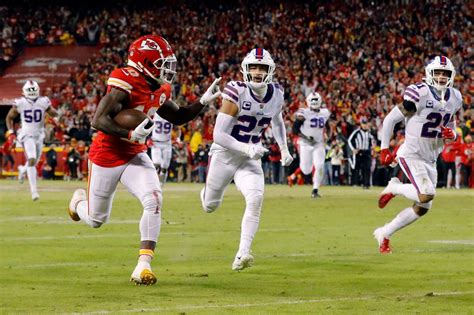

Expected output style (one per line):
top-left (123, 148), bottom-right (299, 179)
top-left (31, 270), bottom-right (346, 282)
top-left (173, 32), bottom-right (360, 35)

top-left (78, 152), bottom-right (162, 242)
top-left (299, 142), bottom-right (325, 189)
top-left (202, 150), bottom-right (264, 255)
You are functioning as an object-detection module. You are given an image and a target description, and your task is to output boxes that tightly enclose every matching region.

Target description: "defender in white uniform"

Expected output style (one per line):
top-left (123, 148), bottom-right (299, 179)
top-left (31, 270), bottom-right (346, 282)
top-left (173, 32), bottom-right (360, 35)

top-left (6, 80), bottom-right (58, 201)
top-left (374, 56), bottom-right (462, 253)
top-left (150, 113), bottom-right (173, 184)
top-left (200, 48), bottom-right (293, 271)
top-left (293, 92), bottom-right (330, 197)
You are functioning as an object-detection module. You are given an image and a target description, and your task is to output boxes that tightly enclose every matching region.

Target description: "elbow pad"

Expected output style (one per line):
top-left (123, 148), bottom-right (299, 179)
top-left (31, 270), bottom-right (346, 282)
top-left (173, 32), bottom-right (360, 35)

top-left (403, 100), bottom-right (416, 113)
top-left (292, 119), bottom-right (303, 135)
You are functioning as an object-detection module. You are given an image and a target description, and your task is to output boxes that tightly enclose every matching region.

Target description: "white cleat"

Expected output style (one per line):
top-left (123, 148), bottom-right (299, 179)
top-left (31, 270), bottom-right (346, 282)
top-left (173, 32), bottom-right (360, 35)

top-left (232, 253), bottom-right (254, 271)
top-left (130, 262), bottom-right (157, 286)
top-left (381, 177), bottom-right (401, 196)
top-left (68, 189), bottom-right (86, 221)
top-left (32, 192), bottom-right (40, 201)
top-left (18, 165), bottom-right (26, 184)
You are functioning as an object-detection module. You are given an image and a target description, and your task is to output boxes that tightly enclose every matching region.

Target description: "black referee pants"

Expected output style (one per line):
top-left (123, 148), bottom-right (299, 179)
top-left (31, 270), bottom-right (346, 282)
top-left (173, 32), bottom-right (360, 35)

top-left (352, 151), bottom-right (371, 188)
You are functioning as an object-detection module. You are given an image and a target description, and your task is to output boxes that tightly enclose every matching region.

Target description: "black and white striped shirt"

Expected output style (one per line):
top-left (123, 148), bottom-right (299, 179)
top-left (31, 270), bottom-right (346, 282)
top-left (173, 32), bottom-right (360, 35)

top-left (348, 128), bottom-right (373, 152)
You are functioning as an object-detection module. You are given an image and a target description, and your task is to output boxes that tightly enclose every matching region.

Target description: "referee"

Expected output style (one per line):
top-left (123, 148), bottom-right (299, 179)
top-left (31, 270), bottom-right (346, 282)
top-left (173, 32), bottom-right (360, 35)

top-left (348, 118), bottom-right (374, 189)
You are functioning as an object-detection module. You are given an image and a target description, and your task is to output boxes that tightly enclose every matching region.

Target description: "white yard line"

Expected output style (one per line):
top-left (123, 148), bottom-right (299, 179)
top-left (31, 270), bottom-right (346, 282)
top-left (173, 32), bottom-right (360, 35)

top-left (21, 262), bottom-right (104, 269)
top-left (67, 291), bottom-right (474, 314)
top-left (1, 228), bottom-right (298, 241)
top-left (428, 240), bottom-right (474, 245)
top-left (0, 185), bottom-right (202, 193)
top-left (11, 247), bottom-right (473, 269)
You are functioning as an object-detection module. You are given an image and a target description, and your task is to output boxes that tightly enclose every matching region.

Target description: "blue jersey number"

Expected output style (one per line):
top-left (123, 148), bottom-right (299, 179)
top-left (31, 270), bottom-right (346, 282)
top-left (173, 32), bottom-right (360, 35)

top-left (23, 109), bottom-right (43, 123)
top-left (310, 117), bottom-right (325, 128)
top-left (420, 112), bottom-right (451, 138)
top-left (154, 121), bottom-right (172, 134)
top-left (231, 115), bottom-right (272, 143)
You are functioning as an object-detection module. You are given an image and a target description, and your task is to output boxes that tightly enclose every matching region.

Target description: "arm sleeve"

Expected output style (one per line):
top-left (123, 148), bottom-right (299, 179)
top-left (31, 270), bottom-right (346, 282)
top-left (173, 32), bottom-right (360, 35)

top-left (347, 130), bottom-right (358, 151)
top-left (292, 118), bottom-right (303, 136)
top-left (213, 113), bottom-right (249, 154)
top-left (381, 106), bottom-right (405, 149)
top-left (272, 112), bottom-right (288, 150)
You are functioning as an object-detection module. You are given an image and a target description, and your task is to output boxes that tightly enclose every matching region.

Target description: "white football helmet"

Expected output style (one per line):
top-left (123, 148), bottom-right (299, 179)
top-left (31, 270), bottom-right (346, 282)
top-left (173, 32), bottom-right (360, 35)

top-left (306, 92), bottom-right (322, 110)
top-left (424, 56), bottom-right (455, 91)
top-left (241, 48), bottom-right (275, 89)
top-left (22, 80), bottom-right (40, 100)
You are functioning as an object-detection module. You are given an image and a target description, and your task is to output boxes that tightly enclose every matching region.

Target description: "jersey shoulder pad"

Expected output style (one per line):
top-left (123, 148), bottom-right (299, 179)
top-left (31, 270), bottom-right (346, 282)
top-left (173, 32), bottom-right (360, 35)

top-left (403, 84), bottom-right (423, 104)
top-left (452, 88), bottom-right (462, 103)
top-left (272, 82), bottom-right (285, 104)
top-left (222, 80), bottom-right (246, 103)
top-left (322, 108), bottom-right (331, 118)
top-left (38, 96), bottom-right (51, 108)
top-left (273, 82), bottom-right (284, 94)
top-left (107, 67), bottom-right (139, 94)
top-left (12, 97), bottom-right (23, 107)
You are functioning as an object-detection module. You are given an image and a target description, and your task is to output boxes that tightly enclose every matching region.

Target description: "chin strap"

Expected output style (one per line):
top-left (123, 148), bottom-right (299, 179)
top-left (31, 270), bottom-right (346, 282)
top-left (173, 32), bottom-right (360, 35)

top-left (440, 89), bottom-right (447, 106)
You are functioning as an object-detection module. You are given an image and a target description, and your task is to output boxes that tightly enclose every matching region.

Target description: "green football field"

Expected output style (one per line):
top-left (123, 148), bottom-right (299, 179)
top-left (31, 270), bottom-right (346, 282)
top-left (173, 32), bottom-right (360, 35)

top-left (0, 179), bottom-right (473, 314)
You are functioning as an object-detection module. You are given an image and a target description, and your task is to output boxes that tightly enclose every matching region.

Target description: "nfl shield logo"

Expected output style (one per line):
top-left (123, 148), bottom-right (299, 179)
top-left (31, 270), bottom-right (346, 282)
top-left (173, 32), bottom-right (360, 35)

top-left (426, 100), bottom-right (434, 108)
top-left (159, 93), bottom-right (167, 105)
top-left (259, 104), bottom-right (264, 109)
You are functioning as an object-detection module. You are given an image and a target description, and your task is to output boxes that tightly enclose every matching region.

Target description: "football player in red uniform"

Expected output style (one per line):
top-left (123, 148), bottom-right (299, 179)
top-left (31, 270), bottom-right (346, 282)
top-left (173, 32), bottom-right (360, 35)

top-left (67, 35), bottom-right (221, 285)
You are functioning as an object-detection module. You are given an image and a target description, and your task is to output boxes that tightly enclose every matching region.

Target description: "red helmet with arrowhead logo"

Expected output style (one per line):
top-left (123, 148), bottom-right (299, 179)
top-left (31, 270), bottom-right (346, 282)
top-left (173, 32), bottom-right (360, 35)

top-left (127, 35), bottom-right (177, 84)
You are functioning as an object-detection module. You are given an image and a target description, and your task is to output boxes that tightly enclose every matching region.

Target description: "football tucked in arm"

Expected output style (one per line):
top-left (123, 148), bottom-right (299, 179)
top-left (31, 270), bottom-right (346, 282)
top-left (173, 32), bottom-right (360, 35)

top-left (113, 109), bottom-right (153, 130)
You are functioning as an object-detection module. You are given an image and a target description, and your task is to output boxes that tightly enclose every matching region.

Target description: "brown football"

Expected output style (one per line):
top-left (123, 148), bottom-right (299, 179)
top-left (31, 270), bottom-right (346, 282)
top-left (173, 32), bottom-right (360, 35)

top-left (113, 109), bottom-right (153, 130)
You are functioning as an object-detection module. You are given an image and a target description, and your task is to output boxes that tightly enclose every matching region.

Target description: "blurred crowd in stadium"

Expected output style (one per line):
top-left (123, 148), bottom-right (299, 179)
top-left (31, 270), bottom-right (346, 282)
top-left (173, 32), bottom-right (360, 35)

top-left (0, 1), bottom-right (472, 187)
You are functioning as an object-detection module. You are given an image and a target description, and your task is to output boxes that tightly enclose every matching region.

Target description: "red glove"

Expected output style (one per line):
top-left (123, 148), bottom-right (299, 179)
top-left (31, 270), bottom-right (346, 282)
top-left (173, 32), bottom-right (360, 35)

top-left (440, 126), bottom-right (456, 140)
top-left (380, 148), bottom-right (395, 166)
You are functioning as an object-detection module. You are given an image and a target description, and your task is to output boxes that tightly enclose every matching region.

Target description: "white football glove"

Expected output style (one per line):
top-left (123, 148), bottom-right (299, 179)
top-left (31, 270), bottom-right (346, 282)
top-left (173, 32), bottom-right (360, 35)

top-left (128, 118), bottom-right (154, 144)
top-left (200, 77), bottom-right (222, 105)
top-left (244, 144), bottom-right (268, 160)
top-left (280, 146), bottom-right (294, 166)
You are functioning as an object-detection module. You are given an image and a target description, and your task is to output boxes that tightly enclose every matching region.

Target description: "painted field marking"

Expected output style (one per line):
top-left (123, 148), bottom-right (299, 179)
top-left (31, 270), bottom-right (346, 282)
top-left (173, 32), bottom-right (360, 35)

top-left (1, 228), bottom-right (298, 241)
top-left (429, 240), bottom-right (474, 245)
top-left (67, 290), bottom-right (474, 314)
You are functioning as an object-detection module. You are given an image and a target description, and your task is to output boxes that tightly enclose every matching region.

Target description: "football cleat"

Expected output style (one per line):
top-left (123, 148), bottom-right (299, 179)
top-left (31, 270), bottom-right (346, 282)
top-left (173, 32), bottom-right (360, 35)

top-left (287, 176), bottom-right (294, 187)
top-left (32, 192), bottom-right (40, 201)
top-left (311, 189), bottom-right (321, 198)
top-left (378, 193), bottom-right (395, 209)
top-left (232, 253), bottom-right (254, 271)
top-left (130, 263), bottom-right (157, 286)
top-left (18, 165), bottom-right (26, 184)
top-left (373, 227), bottom-right (392, 254)
top-left (378, 177), bottom-right (400, 208)
top-left (68, 189), bottom-right (86, 221)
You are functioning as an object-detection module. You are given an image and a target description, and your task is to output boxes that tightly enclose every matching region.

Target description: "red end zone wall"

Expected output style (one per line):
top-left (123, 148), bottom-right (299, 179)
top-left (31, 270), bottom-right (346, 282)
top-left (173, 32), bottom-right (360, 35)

top-left (1, 147), bottom-right (88, 178)
top-left (0, 46), bottom-right (99, 105)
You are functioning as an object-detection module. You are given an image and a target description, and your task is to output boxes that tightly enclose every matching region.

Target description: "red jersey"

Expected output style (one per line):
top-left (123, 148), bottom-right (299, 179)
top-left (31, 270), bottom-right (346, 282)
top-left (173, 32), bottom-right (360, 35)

top-left (441, 141), bottom-right (460, 163)
top-left (2, 133), bottom-right (16, 154)
top-left (460, 142), bottom-right (473, 166)
top-left (89, 66), bottom-right (172, 167)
